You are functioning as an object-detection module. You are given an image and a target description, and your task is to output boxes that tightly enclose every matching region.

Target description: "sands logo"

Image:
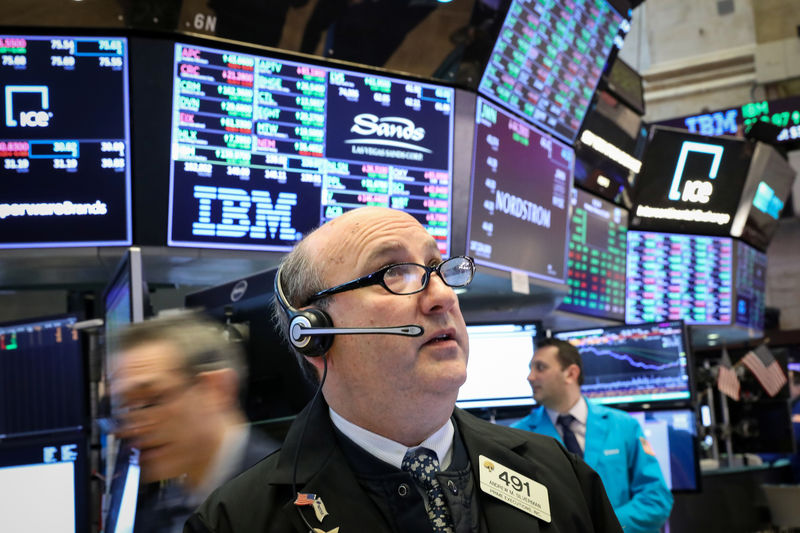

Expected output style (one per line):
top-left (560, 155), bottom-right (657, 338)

top-left (345, 113), bottom-right (430, 153)
top-left (4, 85), bottom-right (52, 128)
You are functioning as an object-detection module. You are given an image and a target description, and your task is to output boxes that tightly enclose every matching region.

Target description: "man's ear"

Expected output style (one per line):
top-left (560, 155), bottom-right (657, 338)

top-left (564, 363), bottom-right (581, 384)
top-left (196, 368), bottom-right (239, 409)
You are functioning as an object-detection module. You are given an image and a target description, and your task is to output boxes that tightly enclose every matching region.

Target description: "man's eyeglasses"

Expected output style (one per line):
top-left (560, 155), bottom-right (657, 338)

top-left (305, 256), bottom-right (475, 304)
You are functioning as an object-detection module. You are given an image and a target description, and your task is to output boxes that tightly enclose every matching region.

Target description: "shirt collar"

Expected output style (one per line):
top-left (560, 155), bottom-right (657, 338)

top-left (545, 395), bottom-right (588, 426)
top-left (329, 407), bottom-right (455, 470)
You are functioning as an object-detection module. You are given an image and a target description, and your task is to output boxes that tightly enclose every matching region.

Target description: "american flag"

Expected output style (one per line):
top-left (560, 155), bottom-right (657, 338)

top-left (717, 347), bottom-right (740, 401)
top-left (742, 344), bottom-right (787, 397)
top-left (294, 493), bottom-right (316, 506)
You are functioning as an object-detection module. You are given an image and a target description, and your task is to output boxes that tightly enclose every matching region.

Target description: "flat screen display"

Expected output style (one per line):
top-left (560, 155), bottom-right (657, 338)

top-left (168, 42), bottom-right (455, 254)
top-left (466, 97), bottom-right (572, 283)
top-left (558, 188), bottom-right (627, 320)
top-left (0, 433), bottom-right (87, 533)
top-left (629, 409), bottom-right (699, 491)
top-left (626, 230), bottom-right (733, 325)
top-left (555, 320), bottom-right (693, 406)
top-left (631, 127), bottom-right (752, 235)
top-left (0, 315), bottom-right (84, 438)
top-left (0, 34), bottom-right (132, 248)
top-left (104, 444), bottom-right (140, 533)
top-left (734, 240), bottom-right (766, 331)
top-left (478, 0), bottom-right (626, 143)
top-left (457, 323), bottom-right (539, 410)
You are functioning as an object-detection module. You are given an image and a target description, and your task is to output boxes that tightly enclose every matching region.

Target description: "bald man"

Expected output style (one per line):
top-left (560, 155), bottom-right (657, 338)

top-left (186, 207), bottom-right (622, 533)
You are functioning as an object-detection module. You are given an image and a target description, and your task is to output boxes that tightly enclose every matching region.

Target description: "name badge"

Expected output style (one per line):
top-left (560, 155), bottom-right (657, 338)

top-left (478, 455), bottom-right (550, 523)
top-left (604, 449), bottom-right (620, 456)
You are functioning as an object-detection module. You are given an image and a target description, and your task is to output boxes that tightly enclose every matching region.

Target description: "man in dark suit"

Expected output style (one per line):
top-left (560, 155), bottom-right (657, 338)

top-left (112, 313), bottom-right (280, 533)
top-left (185, 206), bottom-right (622, 533)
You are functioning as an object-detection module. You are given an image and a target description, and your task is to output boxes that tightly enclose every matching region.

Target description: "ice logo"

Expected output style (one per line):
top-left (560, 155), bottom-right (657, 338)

top-left (668, 141), bottom-right (724, 204)
top-left (345, 113), bottom-right (430, 153)
top-left (4, 85), bottom-right (52, 128)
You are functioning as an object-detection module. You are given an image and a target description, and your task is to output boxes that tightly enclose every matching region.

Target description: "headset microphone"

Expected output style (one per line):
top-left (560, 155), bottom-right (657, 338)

top-left (274, 266), bottom-right (424, 357)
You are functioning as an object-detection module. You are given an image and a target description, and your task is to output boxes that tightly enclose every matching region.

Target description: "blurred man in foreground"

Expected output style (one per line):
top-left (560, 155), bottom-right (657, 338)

top-left (186, 206), bottom-right (622, 533)
top-left (113, 313), bottom-right (279, 533)
top-left (513, 338), bottom-right (673, 533)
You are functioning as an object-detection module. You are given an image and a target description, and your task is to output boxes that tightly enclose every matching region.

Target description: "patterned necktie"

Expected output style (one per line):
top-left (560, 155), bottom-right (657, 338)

top-left (557, 414), bottom-right (583, 458)
top-left (401, 447), bottom-right (455, 533)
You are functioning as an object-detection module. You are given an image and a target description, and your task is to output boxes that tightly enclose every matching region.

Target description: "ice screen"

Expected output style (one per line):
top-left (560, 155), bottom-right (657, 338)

top-left (466, 97), bottom-right (572, 283)
top-left (0, 35), bottom-right (131, 248)
top-left (168, 42), bottom-right (455, 254)
top-left (558, 188), bottom-right (627, 320)
top-left (457, 323), bottom-right (538, 410)
top-left (555, 320), bottom-right (693, 406)
top-left (478, 0), bottom-right (626, 143)
top-left (734, 240), bottom-right (766, 331)
top-left (626, 231), bottom-right (733, 325)
top-left (0, 315), bottom-right (84, 438)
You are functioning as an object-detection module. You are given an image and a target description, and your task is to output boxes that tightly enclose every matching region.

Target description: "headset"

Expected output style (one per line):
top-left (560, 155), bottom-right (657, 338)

top-left (273, 265), bottom-right (424, 357)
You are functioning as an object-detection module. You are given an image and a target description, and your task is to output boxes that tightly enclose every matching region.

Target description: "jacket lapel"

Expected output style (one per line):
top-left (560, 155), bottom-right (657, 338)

top-left (583, 401), bottom-right (610, 467)
top-left (268, 397), bottom-right (390, 533)
top-left (455, 410), bottom-right (542, 533)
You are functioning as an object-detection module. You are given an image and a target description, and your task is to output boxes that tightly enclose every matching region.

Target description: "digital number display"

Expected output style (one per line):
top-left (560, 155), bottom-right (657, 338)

top-left (626, 231), bottom-right (733, 325)
top-left (558, 188), bottom-right (627, 320)
top-left (168, 43), bottom-right (455, 254)
top-left (466, 97), bottom-right (572, 283)
top-left (0, 35), bottom-right (131, 248)
top-left (479, 0), bottom-right (626, 142)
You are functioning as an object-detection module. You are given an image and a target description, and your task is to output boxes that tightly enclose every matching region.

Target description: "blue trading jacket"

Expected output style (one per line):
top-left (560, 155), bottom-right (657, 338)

top-left (512, 399), bottom-right (673, 533)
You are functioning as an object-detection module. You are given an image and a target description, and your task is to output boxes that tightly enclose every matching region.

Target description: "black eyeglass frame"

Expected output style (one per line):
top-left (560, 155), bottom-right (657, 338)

top-left (304, 255), bottom-right (475, 305)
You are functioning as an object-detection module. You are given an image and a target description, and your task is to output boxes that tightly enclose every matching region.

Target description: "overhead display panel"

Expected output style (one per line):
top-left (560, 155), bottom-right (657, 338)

top-left (631, 127), bottom-right (752, 236)
top-left (478, 0), bottom-right (626, 143)
top-left (0, 34), bottom-right (132, 248)
top-left (466, 97), bottom-right (573, 284)
top-left (626, 231), bottom-right (733, 325)
top-left (558, 188), bottom-right (627, 321)
top-left (168, 42), bottom-right (455, 254)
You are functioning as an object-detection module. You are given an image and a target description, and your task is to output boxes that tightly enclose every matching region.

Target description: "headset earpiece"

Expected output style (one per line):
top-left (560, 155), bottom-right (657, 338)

top-left (274, 266), bottom-right (334, 357)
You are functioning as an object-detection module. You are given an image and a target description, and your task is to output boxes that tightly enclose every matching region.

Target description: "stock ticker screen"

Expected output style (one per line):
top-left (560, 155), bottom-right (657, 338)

top-left (478, 0), bottom-right (627, 143)
top-left (626, 231), bottom-right (733, 325)
top-left (558, 188), bottom-right (627, 320)
top-left (466, 97), bottom-right (572, 283)
top-left (734, 240), bottom-right (767, 331)
top-left (556, 320), bottom-right (692, 406)
top-left (0, 35), bottom-right (131, 248)
top-left (0, 315), bottom-right (85, 438)
top-left (168, 42), bottom-right (455, 254)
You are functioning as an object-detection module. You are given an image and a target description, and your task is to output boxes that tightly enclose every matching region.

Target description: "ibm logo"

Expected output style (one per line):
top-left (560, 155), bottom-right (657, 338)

top-left (4, 85), bottom-right (52, 128)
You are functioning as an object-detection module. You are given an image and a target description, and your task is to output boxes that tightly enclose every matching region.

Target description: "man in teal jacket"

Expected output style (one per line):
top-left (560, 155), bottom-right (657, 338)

top-left (512, 338), bottom-right (673, 533)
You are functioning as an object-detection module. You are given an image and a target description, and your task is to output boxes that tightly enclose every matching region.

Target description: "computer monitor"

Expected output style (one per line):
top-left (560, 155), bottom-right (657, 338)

top-left (103, 443), bottom-right (141, 533)
top-left (628, 408), bottom-right (700, 492)
top-left (456, 322), bottom-right (539, 411)
top-left (0, 432), bottom-right (88, 533)
top-left (0, 314), bottom-right (85, 439)
top-left (734, 240), bottom-right (767, 332)
top-left (466, 96), bottom-right (573, 284)
top-left (167, 40), bottom-right (456, 255)
top-left (626, 230), bottom-right (733, 325)
top-left (0, 33), bottom-right (132, 248)
top-left (555, 320), bottom-right (694, 408)
top-left (103, 247), bottom-right (147, 381)
top-left (603, 57), bottom-right (644, 115)
top-left (557, 187), bottom-right (627, 321)
top-left (477, 0), bottom-right (628, 143)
